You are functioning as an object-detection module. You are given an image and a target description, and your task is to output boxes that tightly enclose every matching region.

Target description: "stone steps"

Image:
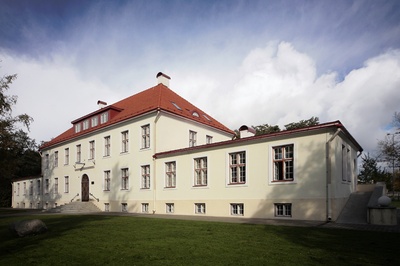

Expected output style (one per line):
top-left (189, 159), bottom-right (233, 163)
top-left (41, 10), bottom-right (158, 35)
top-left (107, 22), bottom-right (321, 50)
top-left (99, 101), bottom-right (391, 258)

top-left (47, 201), bottom-right (101, 213)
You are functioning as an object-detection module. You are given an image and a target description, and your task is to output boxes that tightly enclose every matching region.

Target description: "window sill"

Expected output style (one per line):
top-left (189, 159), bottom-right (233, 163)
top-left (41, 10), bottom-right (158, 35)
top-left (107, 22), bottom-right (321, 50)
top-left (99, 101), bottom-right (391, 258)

top-left (193, 185), bottom-right (208, 188)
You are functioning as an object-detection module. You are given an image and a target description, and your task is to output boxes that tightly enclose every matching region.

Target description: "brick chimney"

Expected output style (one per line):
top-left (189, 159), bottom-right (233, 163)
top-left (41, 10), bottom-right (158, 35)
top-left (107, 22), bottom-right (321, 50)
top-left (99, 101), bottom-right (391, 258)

top-left (156, 72), bottom-right (170, 87)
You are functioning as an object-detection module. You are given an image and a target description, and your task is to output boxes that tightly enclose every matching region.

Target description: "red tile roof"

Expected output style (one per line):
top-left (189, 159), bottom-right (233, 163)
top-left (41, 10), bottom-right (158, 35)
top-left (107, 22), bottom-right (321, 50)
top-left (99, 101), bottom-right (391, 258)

top-left (40, 83), bottom-right (234, 149)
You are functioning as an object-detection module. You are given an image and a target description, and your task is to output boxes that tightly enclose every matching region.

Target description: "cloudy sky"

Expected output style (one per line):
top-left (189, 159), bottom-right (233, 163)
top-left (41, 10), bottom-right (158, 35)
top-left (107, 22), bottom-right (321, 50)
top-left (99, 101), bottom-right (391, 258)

top-left (1, 0), bottom-right (400, 154)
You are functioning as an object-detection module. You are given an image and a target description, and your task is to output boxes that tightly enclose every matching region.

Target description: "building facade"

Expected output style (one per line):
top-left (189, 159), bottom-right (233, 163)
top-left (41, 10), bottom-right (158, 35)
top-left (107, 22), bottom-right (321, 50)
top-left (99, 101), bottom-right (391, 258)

top-left (11, 73), bottom-right (362, 221)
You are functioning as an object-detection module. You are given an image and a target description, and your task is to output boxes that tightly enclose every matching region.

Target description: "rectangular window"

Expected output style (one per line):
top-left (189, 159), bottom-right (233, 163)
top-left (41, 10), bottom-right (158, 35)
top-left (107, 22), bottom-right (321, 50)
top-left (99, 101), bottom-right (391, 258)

top-left (37, 180), bottom-right (41, 195)
top-left (45, 154), bottom-right (49, 169)
top-left (76, 144), bottom-right (81, 163)
top-left (195, 203), bottom-right (206, 214)
top-left (29, 181), bottom-right (33, 195)
top-left (64, 176), bottom-right (69, 193)
top-left (104, 136), bottom-right (111, 156)
top-left (54, 178), bottom-right (58, 194)
top-left (104, 171), bottom-right (111, 191)
top-left (273, 145), bottom-right (294, 182)
top-left (91, 116), bottom-right (98, 127)
top-left (194, 157), bottom-right (207, 186)
top-left (141, 165), bottom-right (150, 189)
top-left (231, 203), bottom-right (244, 216)
top-left (89, 141), bottom-right (95, 160)
top-left (100, 112), bottom-right (108, 124)
top-left (23, 182), bottom-right (26, 195)
top-left (75, 123), bottom-right (81, 133)
top-left (229, 152), bottom-right (246, 184)
top-left (82, 119), bottom-right (89, 130)
top-left (189, 130), bottom-right (197, 147)
top-left (121, 168), bottom-right (129, 190)
top-left (65, 148), bottom-right (69, 165)
top-left (275, 203), bottom-right (292, 217)
top-left (342, 145), bottom-right (351, 182)
top-left (141, 125), bottom-right (150, 149)
top-left (166, 203), bottom-right (174, 213)
top-left (45, 179), bottom-right (49, 194)
top-left (121, 203), bottom-right (127, 212)
top-left (54, 151), bottom-right (58, 167)
top-left (165, 162), bottom-right (176, 188)
top-left (17, 183), bottom-right (20, 196)
top-left (104, 203), bottom-right (109, 212)
top-left (121, 131), bottom-right (129, 153)
top-left (142, 203), bottom-right (149, 213)
top-left (206, 135), bottom-right (213, 144)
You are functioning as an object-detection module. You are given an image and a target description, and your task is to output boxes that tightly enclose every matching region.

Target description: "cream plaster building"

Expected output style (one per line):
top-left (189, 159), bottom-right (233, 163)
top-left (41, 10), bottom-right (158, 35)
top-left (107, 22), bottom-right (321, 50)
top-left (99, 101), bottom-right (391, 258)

top-left (12, 72), bottom-right (363, 221)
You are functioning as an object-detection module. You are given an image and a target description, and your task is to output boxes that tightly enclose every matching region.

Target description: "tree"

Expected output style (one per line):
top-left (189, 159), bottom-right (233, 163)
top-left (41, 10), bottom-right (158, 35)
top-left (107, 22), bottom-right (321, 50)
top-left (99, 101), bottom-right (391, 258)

top-left (0, 69), bottom-right (40, 207)
top-left (358, 153), bottom-right (389, 184)
top-left (252, 124), bottom-right (281, 136)
top-left (284, 116), bottom-right (319, 130)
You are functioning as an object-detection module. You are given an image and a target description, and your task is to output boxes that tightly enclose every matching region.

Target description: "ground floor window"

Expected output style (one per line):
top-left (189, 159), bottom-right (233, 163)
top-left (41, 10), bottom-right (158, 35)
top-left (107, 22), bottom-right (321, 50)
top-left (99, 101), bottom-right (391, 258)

top-left (104, 203), bottom-right (110, 212)
top-left (195, 203), bottom-right (206, 214)
top-left (166, 203), bottom-right (174, 213)
top-left (121, 203), bottom-right (128, 212)
top-left (275, 203), bottom-right (292, 217)
top-left (230, 203), bottom-right (244, 216)
top-left (142, 203), bottom-right (149, 213)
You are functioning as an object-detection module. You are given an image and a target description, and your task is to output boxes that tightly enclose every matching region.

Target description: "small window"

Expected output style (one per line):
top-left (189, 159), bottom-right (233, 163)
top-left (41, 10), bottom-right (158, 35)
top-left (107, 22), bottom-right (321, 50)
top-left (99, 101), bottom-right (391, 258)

top-left (142, 203), bottom-right (149, 213)
top-left (121, 203), bottom-right (128, 212)
top-left (275, 203), bottom-right (292, 217)
top-left (231, 203), bottom-right (244, 216)
top-left (83, 119), bottom-right (89, 130)
top-left (104, 203), bottom-right (110, 212)
top-left (166, 203), bottom-right (174, 213)
top-left (195, 203), bottom-right (206, 214)
top-left (100, 112), bottom-right (109, 124)
top-left (91, 116), bottom-right (98, 127)
top-left (189, 130), bottom-right (197, 147)
top-left (75, 123), bottom-right (81, 133)
top-left (192, 111), bottom-right (199, 117)
top-left (206, 135), bottom-right (213, 144)
top-left (171, 102), bottom-right (182, 110)
top-left (203, 114), bottom-right (211, 121)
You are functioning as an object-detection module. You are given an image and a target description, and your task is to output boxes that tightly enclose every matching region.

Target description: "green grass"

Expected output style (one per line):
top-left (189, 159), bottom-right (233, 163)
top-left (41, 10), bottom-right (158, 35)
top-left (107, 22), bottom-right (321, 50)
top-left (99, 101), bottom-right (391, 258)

top-left (0, 213), bottom-right (398, 266)
top-left (390, 199), bottom-right (400, 208)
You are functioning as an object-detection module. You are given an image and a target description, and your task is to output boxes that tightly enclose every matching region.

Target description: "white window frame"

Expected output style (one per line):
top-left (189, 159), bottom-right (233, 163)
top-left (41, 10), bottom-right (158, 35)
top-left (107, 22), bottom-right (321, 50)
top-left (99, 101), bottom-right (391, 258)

top-left (141, 124), bottom-right (150, 149)
top-left (29, 181), bottom-right (33, 195)
top-left (45, 154), bottom-right (49, 169)
top-left (206, 135), bottom-right (213, 144)
top-left (104, 136), bottom-right (111, 157)
top-left (89, 140), bottom-right (95, 160)
top-left (75, 123), bottom-right (81, 133)
top-left (275, 203), bottom-right (292, 217)
top-left (17, 183), bottom-right (20, 196)
top-left (121, 203), bottom-right (128, 212)
top-left (76, 144), bottom-right (81, 163)
top-left (54, 178), bottom-right (58, 194)
top-left (45, 179), bottom-right (49, 194)
top-left (100, 112), bottom-right (109, 124)
top-left (82, 119), bottom-right (89, 130)
top-left (230, 203), bottom-right (244, 216)
top-left (64, 176), bottom-right (69, 193)
top-left (121, 130), bottom-right (129, 153)
top-left (37, 180), bottom-right (41, 195)
top-left (65, 148), bottom-right (69, 165)
top-left (104, 170), bottom-right (111, 191)
top-left (166, 203), bottom-right (174, 213)
top-left (228, 151), bottom-right (246, 184)
top-left (195, 203), bottom-right (206, 214)
top-left (104, 203), bottom-right (110, 212)
top-left (23, 182), bottom-right (26, 195)
top-left (194, 157), bottom-right (207, 186)
top-left (342, 144), bottom-right (351, 182)
top-left (91, 116), bottom-right (98, 127)
top-left (141, 165), bottom-right (150, 189)
top-left (165, 162), bottom-right (176, 188)
top-left (121, 168), bottom-right (129, 190)
top-left (54, 151), bottom-right (58, 167)
top-left (142, 203), bottom-right (149, 213)
top-left (189, 130), bottom-right (197, 147)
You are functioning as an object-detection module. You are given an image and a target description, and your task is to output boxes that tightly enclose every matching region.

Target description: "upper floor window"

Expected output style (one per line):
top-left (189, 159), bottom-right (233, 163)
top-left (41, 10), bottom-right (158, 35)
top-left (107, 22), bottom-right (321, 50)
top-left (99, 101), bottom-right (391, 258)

top-left (194, 157), bottom-right (207, 186)
top-left (65, 148), bottom-right (69, 165)
top-left (104, 171), bottom-right (111, 191)
top-left (45, 154), bottom-right (49, 169)
top-left (37, 180), bottom-right (41, 195)
top-left (54, 151), bottom-right (58, 167)
top-left (141, 125), bottom-right (150, 149)
top-left (273, 145), bottom-right (294, 182)
top-left (54, 178), bottom-right (59, 194)
top-left (89, 141), bottom-right (95, 160)
top-left (100, 112), bottom-right (109, 124)
top-left (121, 131), bottom-right (129, 153)
top-left (64, 176), bottom-right (69, 193)
top-left (206, 135), bottom-right (213, 144)
top-left (229, 151), bottom-right (246, 184)
top-left (104, 136), bottom-right (111, 157)
top-left (342, 145), bottom-right (351, 182)
top-left (17, 183), bottom-right (20, 196)
top-left (91, 116), bottom-right (98, 127)
top-left (23, 182), bottom-right (26, 195)
top-left (141, 165), bottom-right (150, 189)
top-left (121, 168), bottom-right (129, 190)
top-left (82, 120), bottom-right (89, 130)
top-left (189, 130), bottom-right (197, 147)
top-left (29, 181), bottom-right (33, 195)
top-left (75, 123), bottom-right (81, 133)
top-left (45, 179), bottom-right (49, 194)
top-left (76, 144), bottom-right (82, 163)
top-left (165, 162), bottom-right (176, 188)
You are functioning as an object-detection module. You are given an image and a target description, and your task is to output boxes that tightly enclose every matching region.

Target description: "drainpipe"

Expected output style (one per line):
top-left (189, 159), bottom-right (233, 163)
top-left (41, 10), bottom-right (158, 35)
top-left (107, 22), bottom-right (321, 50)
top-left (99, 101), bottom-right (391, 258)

top-left (153, 110), bottom-right (161, 214)
top-left (326, 128), bottom-right (341, 221)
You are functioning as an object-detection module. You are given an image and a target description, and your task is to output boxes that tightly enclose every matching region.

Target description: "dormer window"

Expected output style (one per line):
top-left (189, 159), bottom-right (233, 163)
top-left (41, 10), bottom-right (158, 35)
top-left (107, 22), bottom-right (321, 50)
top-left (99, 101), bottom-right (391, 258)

top-left (100, 112), bottom-right (109, 124)
top-left (171, 102), bottom-right (182, 110)
top-left (91, 116), bottom-right (98, 127)
top-left (83, 120), bottom-right (89, 130)
top-left (203, 114), bottom-right (211, 121)
top-left (192, 111), bottom-right (199, 117)
top-left (75, 123), bottom-right (81, 133)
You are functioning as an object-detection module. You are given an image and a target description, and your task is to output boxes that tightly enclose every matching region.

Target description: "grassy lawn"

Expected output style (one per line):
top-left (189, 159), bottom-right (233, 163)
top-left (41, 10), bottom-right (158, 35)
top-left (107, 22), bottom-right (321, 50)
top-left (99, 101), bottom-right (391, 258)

top-left (0, 213), bottom-right (398, 265)
top-left (390, 199), bottom-right (400, 208)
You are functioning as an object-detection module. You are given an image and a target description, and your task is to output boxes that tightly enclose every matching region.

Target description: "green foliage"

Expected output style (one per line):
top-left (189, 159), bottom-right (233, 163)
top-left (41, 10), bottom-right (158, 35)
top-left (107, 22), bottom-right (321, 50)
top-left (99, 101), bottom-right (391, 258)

top-left (252, 124), bottom-right (281, 136)
top-left (358, 153), bottom-right (389, 184)
top-left (0, 69), bottom-right (40, 207)
top-left (284, 116), bottom-right (319, 130)
top-left (0, 215), bottom-right (399, 265)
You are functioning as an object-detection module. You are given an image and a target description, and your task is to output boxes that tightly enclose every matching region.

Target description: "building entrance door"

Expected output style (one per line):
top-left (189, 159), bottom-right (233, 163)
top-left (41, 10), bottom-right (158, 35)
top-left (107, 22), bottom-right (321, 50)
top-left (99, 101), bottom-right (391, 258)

top-left (81, 174), bottom-right (89, 202)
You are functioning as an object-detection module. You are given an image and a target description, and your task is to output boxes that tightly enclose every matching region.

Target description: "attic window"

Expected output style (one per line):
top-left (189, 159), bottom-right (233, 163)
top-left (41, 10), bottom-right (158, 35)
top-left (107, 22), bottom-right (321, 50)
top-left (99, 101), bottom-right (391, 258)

top-left (171, 102), bottom-right (182, 110)
top-left (192, 111), bottom-right (199, 117)
top-left (203, 114), bottom-right (211, 121)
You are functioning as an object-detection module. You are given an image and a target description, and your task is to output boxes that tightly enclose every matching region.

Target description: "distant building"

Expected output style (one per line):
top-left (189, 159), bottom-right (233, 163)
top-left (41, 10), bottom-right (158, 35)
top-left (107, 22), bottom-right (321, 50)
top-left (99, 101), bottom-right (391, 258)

top-left (12, 72), bottom-right (362, 221)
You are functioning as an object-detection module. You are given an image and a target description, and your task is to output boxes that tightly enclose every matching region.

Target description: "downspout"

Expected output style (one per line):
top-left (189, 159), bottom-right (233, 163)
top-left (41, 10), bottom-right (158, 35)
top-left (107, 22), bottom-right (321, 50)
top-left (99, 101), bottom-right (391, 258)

top-left (152, 110), bottom-right (161, 214)
top-left (326, 128), bottom-right (341, 221)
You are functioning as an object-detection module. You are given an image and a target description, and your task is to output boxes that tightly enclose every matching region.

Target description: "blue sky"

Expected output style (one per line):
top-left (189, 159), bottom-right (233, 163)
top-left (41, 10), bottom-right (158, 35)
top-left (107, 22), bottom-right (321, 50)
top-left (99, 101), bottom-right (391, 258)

top-left (1, 0), bottom-right (400, 154)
